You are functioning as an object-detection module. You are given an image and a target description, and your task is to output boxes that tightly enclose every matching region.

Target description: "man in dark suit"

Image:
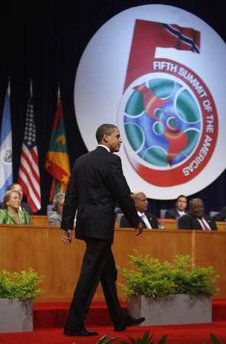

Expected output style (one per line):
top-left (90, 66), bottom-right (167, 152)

top-left (178, 198), bottom-right (217, 230)
top-left (164, 194), bottom-right (188, 219)
top-left (212, 206), bottom-right (226, 222)
top-left (120, 192), bottom-right (158, 229)
top-left (61, 124), bottom-right (145, 337)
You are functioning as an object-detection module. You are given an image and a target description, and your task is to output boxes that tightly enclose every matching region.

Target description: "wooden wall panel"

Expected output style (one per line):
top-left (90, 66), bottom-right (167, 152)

top-left (0, 224), bottom-right (226, 301)
top-left (31, 216), bottom-right (48, 225)
top-left (192, 231), bottom-right (226, 298)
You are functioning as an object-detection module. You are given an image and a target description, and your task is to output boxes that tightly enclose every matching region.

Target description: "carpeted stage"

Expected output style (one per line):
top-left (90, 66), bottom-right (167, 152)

top-left (0, 299), bottom-right (226, 343)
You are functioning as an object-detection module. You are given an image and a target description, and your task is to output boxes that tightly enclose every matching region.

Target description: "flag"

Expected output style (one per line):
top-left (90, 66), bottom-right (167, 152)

top-left (123, 19), bottom-right (200, 90)
top-left (0, 90), bottom-right (13, 201)
top-left (18, 93), bottom-right (41, 213)
top-left (45, 97), bottom-right (70, 202)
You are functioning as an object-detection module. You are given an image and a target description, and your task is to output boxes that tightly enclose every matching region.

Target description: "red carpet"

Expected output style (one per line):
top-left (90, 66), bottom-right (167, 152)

top-left (0, 299), bottom-right (226, 343)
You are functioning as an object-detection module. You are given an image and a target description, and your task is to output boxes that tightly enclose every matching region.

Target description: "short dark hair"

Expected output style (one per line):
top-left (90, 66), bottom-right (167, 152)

top-left (95, 124), bottom-right (117, 143)
top-left (176, 194), bottom-right (187, 202)
top-left (189, 197), bottom-right (203, 209)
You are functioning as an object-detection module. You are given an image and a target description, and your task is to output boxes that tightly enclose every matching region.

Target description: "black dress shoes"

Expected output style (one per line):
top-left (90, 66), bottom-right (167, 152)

top-left (114, 316), bottom-right (145, 331)
top-left (64, 328), bottom-right (98, 336)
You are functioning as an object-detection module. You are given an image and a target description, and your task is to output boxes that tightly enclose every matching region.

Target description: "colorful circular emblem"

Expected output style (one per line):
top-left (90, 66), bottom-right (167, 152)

top-left (74, 5), bottom-right (226, 199)
top-left (119, 60), bottom-right (217, 186)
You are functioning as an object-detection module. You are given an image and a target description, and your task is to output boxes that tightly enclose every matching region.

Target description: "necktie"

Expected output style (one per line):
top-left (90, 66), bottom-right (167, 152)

top-left (141, 214), bottom-right (152, 229)
top-left (200, 218), bottom-right (210, 230)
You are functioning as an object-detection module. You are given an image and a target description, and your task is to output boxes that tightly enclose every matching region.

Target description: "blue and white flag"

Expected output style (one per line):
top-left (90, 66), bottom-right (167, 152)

top-left (0, 92), bottom-right (13, 201)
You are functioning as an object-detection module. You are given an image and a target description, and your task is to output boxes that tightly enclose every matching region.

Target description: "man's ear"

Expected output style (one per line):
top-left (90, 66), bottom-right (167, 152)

top-left (103, 134), bottom-right (109, 143)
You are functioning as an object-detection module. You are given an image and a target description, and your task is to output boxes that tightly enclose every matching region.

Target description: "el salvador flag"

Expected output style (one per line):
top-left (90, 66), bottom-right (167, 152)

top-left (0, 91), bottom-right (13, 201)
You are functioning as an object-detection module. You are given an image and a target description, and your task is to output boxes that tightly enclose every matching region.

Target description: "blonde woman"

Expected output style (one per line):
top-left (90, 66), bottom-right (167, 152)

top-left (0, 189), bottom-right (31, 224)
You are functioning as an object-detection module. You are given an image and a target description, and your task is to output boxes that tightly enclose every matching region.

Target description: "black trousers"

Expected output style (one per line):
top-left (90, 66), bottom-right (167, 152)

top-left (64, 238), bottom-right (126, 330)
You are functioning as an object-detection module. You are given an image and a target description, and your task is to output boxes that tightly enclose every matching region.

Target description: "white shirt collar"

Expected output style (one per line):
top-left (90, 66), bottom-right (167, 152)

top-left (197, 217), bottom-right (211, 230)
top-left (98, 144), bottom-right (110, 152)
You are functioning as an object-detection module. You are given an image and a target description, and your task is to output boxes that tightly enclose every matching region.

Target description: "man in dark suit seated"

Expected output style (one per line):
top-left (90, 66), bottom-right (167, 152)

top-left (164, 194), bottom-right (188, 219)
top-left (178, 197), bottom-right (217, 230)
top-left (120, 192), bottom-right (159, 229)
top-left (212, 206), bottom-right (226, 222)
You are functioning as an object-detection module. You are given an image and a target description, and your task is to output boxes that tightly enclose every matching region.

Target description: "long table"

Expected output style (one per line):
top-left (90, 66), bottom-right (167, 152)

top-left (156, 218), bottom-right (226, 231)
top-left (30, 216), bottom-right (226, 231)
top-left (0, 223), bottom-right (226, 301)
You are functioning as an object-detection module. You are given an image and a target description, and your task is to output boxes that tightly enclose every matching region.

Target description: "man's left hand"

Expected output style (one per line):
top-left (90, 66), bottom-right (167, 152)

top-left (135, 222), bottom-right (144, 236)
top-left (61, 230), bottom-right (73, 244)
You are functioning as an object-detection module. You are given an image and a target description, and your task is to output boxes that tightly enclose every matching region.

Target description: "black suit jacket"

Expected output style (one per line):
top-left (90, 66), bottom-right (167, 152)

top-left (213, 207), bottom-right (226, 221)
top-left (177, 214), bottom-right (217, 230)
top-left (120, 212), bottom-right (159, 229)
top-left (165, 208), bottom-right (187, 219)
top-left (61, 146), bottom-right (140, 242)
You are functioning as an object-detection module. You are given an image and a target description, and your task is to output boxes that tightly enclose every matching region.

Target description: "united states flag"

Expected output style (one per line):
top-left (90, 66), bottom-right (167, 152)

top-left (18, 96), bottom-right (41, 213)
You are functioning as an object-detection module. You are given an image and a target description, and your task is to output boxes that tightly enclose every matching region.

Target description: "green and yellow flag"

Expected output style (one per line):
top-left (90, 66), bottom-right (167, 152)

top-left (45, 96), bottom-right (70, 202)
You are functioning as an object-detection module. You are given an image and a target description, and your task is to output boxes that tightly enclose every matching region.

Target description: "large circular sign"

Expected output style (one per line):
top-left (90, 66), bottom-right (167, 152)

top-left (74, 4), bottom-right (226, 199)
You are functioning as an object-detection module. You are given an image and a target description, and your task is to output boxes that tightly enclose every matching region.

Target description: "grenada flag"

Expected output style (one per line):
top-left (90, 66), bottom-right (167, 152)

top-left (45, 95), bottom-right (70, 202)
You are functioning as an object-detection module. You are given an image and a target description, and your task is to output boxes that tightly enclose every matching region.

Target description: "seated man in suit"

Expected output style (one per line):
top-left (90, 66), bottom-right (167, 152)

top-left (178, 197), bottom-right (217, 230)
top-left (212, 206), bottom-right (226, 222)
top-left (120, 192), bottom-right (158, 229)
top-left (164, 194), bottom-right (188, 219)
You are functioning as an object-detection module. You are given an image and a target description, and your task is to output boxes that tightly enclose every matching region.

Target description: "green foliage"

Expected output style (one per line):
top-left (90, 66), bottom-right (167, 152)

top-left (119, 253), bottom-right (219, 299)
top-left (0, 268), bottom-right (44, 300)
top-left (96, 333), bottom-right (118, 344)
top-left (200, 332), bottom-right (221, 344)
top-left (121, 331), bottom-right (167, 344)
top-left (209, 333), bottom-right (221, 344)
top-left (95, 332), bottom-right (221, 344)
top-left (96, 332), bottom-right (167, 344)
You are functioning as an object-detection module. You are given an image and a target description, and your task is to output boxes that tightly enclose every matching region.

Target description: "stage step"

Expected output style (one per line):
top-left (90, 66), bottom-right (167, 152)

top-left (33, 299), bottom-right (226, 329)
top-left (33, 301), bottom-right (115, 329)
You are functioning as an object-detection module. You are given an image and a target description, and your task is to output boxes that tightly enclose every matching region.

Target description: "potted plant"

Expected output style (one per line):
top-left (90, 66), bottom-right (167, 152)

top-left (119, 253), bottom-right (218, 325)
top-left (0, 268), bottom-right (44, 333)
top-left (97, 331), bottom-right (167, 344)
top-left (96, 331), bottom-right (220, 344)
